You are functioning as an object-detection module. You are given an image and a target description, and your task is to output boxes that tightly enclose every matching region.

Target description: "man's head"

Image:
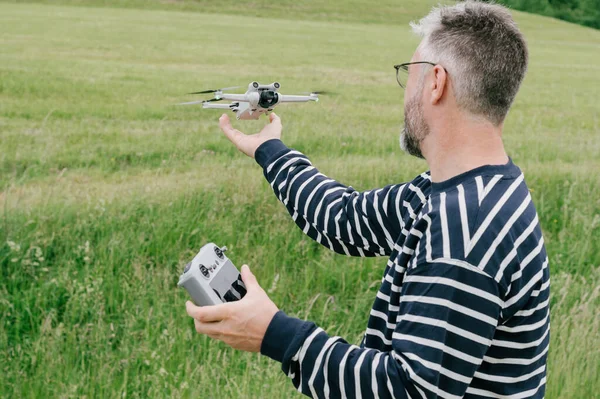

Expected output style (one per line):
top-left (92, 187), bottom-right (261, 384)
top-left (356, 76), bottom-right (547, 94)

top-left (400, 1), bottom-right (529, 159)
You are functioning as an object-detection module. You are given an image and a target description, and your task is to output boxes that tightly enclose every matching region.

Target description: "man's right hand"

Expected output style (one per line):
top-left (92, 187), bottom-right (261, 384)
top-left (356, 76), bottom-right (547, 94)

top-left (218, 112), bottom-right (282, 159)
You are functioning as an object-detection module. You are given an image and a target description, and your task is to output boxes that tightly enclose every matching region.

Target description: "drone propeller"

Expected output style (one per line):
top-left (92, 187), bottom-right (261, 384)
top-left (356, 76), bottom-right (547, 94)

top-left (188, 86), bottom-right (241, 94)
top-left (299, 91), bottom-right (333, 95)
top-left (178, 100), bottom-right (205, 105)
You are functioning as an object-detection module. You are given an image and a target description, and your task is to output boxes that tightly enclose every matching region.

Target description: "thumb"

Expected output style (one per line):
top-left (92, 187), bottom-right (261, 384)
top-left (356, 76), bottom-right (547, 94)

top-left (269, 112), bottom-right (281, 124)
top-left (240, 264), bottom-right (260, 292)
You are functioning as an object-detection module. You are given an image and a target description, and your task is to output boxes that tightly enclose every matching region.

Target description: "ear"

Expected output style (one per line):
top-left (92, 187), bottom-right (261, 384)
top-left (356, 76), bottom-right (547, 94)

top-left (429, 65), bottom-right (447, 105)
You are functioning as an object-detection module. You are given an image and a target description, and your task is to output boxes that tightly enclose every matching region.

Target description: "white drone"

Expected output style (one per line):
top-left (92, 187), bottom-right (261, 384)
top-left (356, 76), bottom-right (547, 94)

top-left (179, 81), bottom-right (320, 120)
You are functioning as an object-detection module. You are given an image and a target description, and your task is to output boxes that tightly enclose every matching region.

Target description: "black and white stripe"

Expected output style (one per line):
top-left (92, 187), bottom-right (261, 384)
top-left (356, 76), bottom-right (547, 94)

top-left (256, 140), bottom-right (549, 399)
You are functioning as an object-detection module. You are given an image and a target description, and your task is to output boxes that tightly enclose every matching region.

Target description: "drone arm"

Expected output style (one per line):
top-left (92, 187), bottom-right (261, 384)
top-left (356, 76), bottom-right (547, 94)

top-left (218, 94), bottom-right (248, 102)
top-left (202, 103), bottom-right (237, 110)
top-left (277, 94), bottom-right (318, 103)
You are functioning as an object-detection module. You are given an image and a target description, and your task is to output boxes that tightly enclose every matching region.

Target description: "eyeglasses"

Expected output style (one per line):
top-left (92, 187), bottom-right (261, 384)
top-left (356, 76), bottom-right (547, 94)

top-left (394, 61), bottom-right (438, 89)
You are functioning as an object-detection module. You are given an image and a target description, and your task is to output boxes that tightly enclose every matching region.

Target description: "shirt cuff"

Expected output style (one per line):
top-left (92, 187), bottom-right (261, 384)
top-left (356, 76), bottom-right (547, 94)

top-left (260, 310), bottom-right (313, 363)
top-left (255, 139), bottom-right (290, 169)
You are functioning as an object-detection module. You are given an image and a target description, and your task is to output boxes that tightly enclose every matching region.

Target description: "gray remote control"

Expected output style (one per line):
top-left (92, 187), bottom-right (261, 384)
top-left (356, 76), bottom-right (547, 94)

top-left (178, 243), bottom-right (247, 306)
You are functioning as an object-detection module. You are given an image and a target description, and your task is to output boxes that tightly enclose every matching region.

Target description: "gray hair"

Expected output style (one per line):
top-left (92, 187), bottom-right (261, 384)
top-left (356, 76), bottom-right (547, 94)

top-left (410, 1), bottom-right (528, 126)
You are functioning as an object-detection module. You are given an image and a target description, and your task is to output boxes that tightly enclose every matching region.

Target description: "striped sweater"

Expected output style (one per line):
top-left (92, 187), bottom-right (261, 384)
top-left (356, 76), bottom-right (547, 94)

top-left (256, 140), bottom-right (549, 399)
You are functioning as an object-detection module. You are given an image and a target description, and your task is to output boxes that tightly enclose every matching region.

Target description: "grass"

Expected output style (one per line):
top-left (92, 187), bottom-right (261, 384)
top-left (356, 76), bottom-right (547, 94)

top-left (1, 0), bottom-right (455, 25)
top-left (1, 1), bottom-right (599, 398)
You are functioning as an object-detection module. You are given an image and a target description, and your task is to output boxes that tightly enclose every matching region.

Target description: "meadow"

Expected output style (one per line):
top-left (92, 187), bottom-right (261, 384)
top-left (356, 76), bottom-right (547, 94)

top-left (1, 1), bottom-right (599, 397)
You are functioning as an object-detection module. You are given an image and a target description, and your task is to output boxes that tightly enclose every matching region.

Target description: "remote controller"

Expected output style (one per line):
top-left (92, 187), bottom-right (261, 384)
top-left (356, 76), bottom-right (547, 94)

top-left (178, 243), bottom-right (247, 306)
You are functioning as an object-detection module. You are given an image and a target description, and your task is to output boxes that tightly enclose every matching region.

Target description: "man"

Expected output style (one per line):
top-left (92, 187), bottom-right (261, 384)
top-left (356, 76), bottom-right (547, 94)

top-left (185, 1), bottom-right (549, 397)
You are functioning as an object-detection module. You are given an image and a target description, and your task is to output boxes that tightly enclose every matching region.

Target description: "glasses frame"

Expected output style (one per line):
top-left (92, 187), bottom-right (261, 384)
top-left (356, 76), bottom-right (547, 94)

top-left (394, 61), bottom-right (438, 89)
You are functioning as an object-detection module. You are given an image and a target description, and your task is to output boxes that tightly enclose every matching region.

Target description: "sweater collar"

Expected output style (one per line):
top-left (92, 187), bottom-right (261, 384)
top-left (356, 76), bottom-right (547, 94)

top-left (429, 157), bottom-right (521, 195)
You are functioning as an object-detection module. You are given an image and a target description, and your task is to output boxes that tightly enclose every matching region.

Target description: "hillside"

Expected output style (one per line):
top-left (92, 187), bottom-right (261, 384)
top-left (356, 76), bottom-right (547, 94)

top-left (1, 2), bottom-right (599, 398)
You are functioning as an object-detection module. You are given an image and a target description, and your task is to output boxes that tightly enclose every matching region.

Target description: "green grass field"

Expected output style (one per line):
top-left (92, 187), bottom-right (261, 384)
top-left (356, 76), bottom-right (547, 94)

top-left (1, 1), bottom-right (599, 397)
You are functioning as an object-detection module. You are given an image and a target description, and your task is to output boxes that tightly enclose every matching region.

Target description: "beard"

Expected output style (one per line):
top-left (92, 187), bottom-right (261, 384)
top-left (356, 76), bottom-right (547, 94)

top-left (399, 90), bottom-right (429, 160)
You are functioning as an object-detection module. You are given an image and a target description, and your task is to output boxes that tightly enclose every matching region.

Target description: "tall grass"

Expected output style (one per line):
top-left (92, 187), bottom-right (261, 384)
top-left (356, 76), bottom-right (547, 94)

top-left (1, 2), bottom-right (599, 397)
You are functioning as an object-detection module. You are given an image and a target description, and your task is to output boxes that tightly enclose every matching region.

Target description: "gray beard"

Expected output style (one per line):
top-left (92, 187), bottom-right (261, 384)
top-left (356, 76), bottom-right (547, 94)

top-left (399, 128), bottom-right (424, 159)
top-left (399, 92), bottom-right (428, 160)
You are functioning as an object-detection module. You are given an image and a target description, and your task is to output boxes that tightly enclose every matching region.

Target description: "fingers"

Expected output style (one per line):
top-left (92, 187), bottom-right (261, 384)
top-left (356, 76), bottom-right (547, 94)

top-left (186, 300), bottom-right (231, 323)
top-left (185, 301), bottom-right (203, 319)
top-left (240, 264), bottom-right (259, 292)
top-left (219, 113), bottom-right (243, 144)
top-left (194, 319), bottom-right (223, 337)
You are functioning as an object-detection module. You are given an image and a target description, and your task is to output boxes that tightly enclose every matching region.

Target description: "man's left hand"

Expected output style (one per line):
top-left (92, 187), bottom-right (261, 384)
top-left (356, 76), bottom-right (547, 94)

top-left (185, 264), bottom-right (279, 352)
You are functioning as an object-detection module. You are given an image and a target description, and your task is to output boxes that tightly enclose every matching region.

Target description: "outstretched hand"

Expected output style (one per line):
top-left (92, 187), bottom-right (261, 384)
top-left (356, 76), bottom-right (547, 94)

top-left (185, 264), bottom-right (279, 353)
top-left (218, 112), bottom-right (282, 159)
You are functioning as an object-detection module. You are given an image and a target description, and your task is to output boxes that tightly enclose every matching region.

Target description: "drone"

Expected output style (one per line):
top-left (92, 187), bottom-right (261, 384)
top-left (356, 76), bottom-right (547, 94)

top-left (179, 81), bottom-right (320, 120)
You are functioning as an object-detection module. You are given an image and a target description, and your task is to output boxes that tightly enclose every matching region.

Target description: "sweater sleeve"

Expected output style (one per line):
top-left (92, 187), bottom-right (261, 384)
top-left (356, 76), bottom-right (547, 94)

top-left (255, 139), bottom-right (407, 257)
top-left (260, 261), bottom-right (502, 398)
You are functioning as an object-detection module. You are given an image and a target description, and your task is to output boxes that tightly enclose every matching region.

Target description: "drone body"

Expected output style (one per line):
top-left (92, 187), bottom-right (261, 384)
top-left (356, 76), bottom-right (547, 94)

top-left (180, 82), bottom-right (319, 120)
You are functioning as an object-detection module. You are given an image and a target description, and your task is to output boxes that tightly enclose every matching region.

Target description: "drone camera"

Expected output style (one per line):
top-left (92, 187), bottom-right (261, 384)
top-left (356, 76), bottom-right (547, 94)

top-left (258, 90), bottom-right (279, 108)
